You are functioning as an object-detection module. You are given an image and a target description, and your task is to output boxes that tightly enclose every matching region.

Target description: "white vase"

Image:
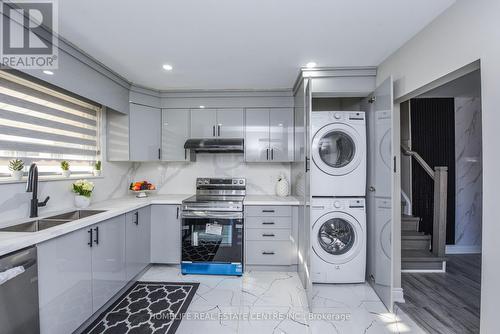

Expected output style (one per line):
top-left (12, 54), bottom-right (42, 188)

top-left (93, 170), bottom-right (101, 177)
top-left (11, 170), bottom-right (23, 181)
top-left (62, 170), bottom-right (71, 178)
top-left (74, 195), bottom-right (90, 208)
top-left (275, 174), bottom-right (290, 197)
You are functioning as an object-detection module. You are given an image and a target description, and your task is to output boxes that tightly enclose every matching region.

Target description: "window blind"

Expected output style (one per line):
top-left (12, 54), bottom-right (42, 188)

top-left (0, 70), bottom-right (101, 175)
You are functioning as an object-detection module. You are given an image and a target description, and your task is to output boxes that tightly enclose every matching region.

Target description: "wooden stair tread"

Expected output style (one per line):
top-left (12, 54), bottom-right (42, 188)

top-left (402, 250), bottom-right (446, 262)
top-left (401, 231), bottom-right (431, 240)
top-left (402, 215), bottom-right (420, 222)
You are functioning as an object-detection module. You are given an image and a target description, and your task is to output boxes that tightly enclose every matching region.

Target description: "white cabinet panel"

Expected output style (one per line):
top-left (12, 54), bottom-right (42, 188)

top-left (245, 108), bottom-right (270, 161)
top-left (125, 207), bottom-right (151, 281)
top-left (162, 109), bottom-right (190, 161)
top-left (151, 205), bottom-right (181, 264)
top-left (216, 108), bottom-right (244, 138)
top-left (91, 215), bottom-right (126, 312)
top-left (270, 108), bottom-right (294, 162)
top-left (38, 228), bottom-right (93, 334)
top-left (191, 109), bottom-right (217, 138)
top-left (129, 103), bottom-right (161, 161)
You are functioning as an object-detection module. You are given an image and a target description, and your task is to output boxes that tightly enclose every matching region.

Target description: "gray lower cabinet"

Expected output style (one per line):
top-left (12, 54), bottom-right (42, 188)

top-left (244, 205), bottom-right (297, 266)
top-left (38, 228), bottom-right (93, 334)
top-left (125, 206), bottom-right (151, 282)
top-left (245, 108), bottom-right (294, 162)
top-left (38, 215), bottom-right (126, 334)
top-left (90, 215), bottom-right (127, 312)
top-left (129, 103), bottom-right (161, 161)
top-left (150, 204), bottom-right (181, 264)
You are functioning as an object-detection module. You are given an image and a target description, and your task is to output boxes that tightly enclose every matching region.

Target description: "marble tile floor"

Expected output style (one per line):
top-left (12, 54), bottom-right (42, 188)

top-left (140, 266), bottom-right (425, 334)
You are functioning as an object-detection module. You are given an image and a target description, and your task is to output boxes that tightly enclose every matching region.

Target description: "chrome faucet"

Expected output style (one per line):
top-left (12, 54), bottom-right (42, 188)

top-left (26, 163), bottom-right (50, 218)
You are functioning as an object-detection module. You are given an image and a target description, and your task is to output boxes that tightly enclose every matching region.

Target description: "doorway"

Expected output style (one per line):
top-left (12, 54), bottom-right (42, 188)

top-left (398, 69), bottom-right (483, 333)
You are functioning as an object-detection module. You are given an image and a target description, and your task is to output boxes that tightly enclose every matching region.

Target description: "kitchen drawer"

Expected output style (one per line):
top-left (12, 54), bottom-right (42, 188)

top-left (246, 241), bottom-right (292, 265)
top-left (245, 216), bottom-right (291, 229)
top-left (245, 206), bottom-right (292, 217)
top-left (245, 228), bottom-right (291, 241)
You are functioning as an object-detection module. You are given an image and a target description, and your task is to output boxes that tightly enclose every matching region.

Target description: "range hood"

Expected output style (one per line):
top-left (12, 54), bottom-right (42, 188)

top-left (184, 138), bottom-right (244, 153)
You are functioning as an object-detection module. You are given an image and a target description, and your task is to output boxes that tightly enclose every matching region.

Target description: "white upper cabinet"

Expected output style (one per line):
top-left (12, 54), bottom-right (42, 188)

top-left (191, 108), bottom-right (217, 138)
top-left (191, 108), bottom-right (244, 138)
top-left (129, 103), bottom-right (161, 161)
top-left (162, 109), bottom-right (191, 161)
top-left (245, 108), bottom-right (294, 162)
top-left (216, 109), bottom-right (244, 138)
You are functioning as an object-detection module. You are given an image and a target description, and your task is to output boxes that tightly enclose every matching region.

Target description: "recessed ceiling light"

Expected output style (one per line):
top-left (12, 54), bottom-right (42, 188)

top-left (162, 64), bottom-right (173, 71)
top-left (306, 62), bottom-right (317, 68)
top-left (43, 70), bottom-right (54, 75)
top-left (199, 105), bottom-right (205, 109)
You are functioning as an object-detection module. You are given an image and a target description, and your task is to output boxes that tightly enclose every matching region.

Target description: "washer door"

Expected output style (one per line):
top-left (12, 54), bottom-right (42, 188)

top-left (312, 123), bottom-right (362, 176)
top-left (312, 212), bottom-right (363, 264)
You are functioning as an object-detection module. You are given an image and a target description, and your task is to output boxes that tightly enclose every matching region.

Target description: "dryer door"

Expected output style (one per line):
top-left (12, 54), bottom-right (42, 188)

top-left (312, 212), bottom-right (363, 264)
top-left (312, 123), bottom-right (362, 176)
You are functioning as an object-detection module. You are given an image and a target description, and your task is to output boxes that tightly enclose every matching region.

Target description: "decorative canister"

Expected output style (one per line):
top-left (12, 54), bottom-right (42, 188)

top-left (275, 173), bottom-right (290, 197)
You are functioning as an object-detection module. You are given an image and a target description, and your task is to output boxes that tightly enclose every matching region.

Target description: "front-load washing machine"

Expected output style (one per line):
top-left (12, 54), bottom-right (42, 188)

top-left (311, 111), bottom-right (366, 197)
top-left (311, 197), bottom-right (366, 283)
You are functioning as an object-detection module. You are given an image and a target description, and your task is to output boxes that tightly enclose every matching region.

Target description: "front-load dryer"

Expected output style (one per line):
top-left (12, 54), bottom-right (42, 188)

top-left (311, 197), bottom-right (366, 283)
top-left (311, 111), bottom-right (366, 197)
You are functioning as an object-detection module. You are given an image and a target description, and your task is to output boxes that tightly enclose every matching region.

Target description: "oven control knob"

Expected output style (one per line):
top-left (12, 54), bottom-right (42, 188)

top-left (333, 201), bottom-right (341, 209)
top-left (233, 180), bottom-right (237, 184)
top-left (239, 180), bottom-right (244, 184)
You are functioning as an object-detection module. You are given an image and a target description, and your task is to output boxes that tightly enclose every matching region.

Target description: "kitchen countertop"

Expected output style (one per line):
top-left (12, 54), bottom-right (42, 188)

top-left (0, 193), bottom-right (302, 257)
top-left (243, 195), bottom-right (302, 206)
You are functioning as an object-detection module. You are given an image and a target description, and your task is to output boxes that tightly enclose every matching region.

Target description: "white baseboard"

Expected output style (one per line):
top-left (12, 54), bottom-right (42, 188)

top-left (446, 245), bottom-right (481, 254)
top-left (392, 288), bottom-right (405, 304)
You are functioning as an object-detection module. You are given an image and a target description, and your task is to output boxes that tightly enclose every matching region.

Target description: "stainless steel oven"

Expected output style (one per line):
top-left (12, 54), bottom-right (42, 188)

top-left (181, 178), bottom-right (245, 276)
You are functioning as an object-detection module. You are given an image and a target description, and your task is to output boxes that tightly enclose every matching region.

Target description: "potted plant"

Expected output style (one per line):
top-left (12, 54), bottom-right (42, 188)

top-left (8, 159), bottom-right (24, 180)
top-left (93, 160), bottom-right (101, 176)
top-left (60, 160), bottom-right (70, 178)
top-left (72, 179), bottom-right (94, 208)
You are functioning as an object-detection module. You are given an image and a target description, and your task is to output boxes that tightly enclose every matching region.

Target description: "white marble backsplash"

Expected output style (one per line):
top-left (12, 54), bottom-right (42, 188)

top-left (125, 154), bottom-right (291, 195)
top-left (455, 97), bottom-right (482, 246)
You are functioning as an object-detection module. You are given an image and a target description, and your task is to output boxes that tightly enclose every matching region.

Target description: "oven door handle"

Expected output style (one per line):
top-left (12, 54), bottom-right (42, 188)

top-left (181, 211), bottom-right (243, 219)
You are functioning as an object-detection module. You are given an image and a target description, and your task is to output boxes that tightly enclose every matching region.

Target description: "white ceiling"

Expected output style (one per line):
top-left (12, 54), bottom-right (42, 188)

top-left (58, 0), bottom-right (455, 90)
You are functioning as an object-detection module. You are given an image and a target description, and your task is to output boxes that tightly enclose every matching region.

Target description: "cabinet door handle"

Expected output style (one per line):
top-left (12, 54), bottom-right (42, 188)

top-left (271, 148), bottom-right (274, 160)
top-left (262, 251), bottom-right (275, 255)
top-left (262, 209), bottom-right (275, 213)
top-left (212, 125), bottom-right (216, 137)
top-left (262, 222), bottom-right (275, 225)
top-left (185, 149), bottom-right (187, 160)
top-left (134, 211), bottom-right (139, 225)
top-left (88, 229), bottom-right (93, 247)
top-left (94, 226), bottom-right (99, 245)
top-left (266, 148), bottom-right (269, 160)
top-left (158, 148), bottom-right (161, 160)
top-left (176, 207), bottom-right (179, 219)
top-left (305, 157), bottom-right (310, 172)
top-left (262, 233), bottom-right (275, 237)
top-left (217, 124), bottom-right (221, 137)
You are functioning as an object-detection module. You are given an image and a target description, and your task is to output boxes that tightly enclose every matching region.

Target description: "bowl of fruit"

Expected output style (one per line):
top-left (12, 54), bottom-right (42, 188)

top-left (129, 181), bottom-right (156, 198)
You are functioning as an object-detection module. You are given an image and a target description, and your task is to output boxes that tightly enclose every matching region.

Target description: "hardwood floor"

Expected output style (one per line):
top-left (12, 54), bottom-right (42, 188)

top-left (397, 254), bottom-right (481, 334)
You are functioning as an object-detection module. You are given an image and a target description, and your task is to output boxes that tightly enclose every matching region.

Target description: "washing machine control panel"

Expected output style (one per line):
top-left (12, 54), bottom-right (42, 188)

top-left (323, 111), bottom-right (365, 122)
top-left (311, 198), bottom-right (365, 210)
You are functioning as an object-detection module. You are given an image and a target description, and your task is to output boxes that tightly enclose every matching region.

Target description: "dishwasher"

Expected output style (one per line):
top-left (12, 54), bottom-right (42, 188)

top-left (0, 246), bottom-right (39, 334)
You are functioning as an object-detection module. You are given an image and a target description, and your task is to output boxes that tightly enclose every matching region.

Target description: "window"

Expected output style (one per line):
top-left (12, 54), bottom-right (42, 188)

top-left (0, 70), bottom-right (102, 178)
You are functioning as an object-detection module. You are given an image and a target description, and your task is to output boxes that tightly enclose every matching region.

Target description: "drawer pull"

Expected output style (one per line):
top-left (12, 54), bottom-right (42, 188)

top-left (262, 251), bottom-right (275, 255)
top-left (262, 210), bottom-right (275, 213)
top-left (262, 222), bottom-right (275, 225)
top-left (262, 233), bottom-right (275, 237)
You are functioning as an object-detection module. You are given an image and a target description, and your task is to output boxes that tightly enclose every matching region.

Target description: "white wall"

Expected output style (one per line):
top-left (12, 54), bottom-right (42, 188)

top-left (377, 0), bottom-right (499, 331)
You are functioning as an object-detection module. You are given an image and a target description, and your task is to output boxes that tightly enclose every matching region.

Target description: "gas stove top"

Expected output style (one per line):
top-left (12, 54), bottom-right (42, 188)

top-left (182, 177), bottom-right (246, 212)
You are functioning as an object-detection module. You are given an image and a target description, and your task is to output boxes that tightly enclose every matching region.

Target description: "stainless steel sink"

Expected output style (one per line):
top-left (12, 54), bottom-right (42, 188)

top-left (44, 210), bottom-right (106, 221)
top-left (0, 210), bottom-right (107, 232)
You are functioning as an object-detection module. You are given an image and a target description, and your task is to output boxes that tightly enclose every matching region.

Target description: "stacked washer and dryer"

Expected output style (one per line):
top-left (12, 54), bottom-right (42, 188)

top-left (310, 111), bottom-right (367, 284)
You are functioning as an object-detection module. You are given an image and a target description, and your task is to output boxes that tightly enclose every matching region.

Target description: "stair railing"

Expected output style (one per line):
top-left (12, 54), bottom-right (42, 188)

top-left (401, 144), bottom-right (448, 257)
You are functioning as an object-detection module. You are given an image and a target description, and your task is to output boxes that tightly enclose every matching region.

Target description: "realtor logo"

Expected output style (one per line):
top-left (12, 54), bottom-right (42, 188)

top-left (1, 0), bottom-right (58, 69)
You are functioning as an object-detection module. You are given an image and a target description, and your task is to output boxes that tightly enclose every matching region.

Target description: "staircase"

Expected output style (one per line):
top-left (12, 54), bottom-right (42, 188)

top-left (401, 215), bottom-right (446, 271)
